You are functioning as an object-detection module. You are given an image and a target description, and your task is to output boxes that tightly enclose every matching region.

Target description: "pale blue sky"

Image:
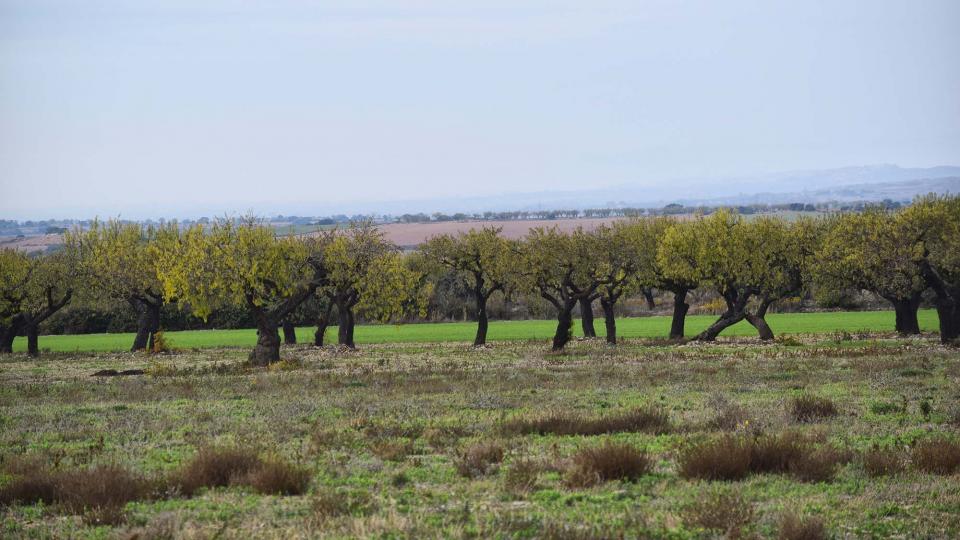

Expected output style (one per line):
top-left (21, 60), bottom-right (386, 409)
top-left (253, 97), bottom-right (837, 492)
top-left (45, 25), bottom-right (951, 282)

top-left (1, 0), bottom-right (958, 218)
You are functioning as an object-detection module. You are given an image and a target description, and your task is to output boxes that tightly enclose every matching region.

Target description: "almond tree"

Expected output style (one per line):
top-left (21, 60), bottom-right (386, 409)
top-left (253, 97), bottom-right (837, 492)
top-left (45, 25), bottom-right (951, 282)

top-left (154, 218), bottom-right (327, 365)
top-left (660, 210), bottom-right (810, 341)
top-left (0, 249), bottom-right (78, 356)
top-left (816, 209), bottom-right (927, 335)
top-left (592, 220), bottom-right (659, 345)
top-left (420, 227), bottom-right (515, 346)
top-left (655, 218), bottom-right (704, 339)
top-left (0, 249), bottom-right (32, 353)
top-left (902, 195), bottom-right (960, 342)
top-left (66, 220), bottom-right (174, 351)
top-left (740, 216), bottom-right (821, 340)
top-left (521, 227), bottom-right (607, 351)
top-left (316, 222), bottom-right (422, 349)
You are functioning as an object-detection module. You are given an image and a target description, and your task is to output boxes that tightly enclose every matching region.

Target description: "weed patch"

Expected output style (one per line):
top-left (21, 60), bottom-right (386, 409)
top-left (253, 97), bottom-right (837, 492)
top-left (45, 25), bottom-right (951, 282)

top-left (790, 395), bottom-right (838, 423)
top-left (455, 441), bottom-right (505, 478)
top-left (565, 441), bottom-right (651, 487)
top-left (912, 438), bottom-right (960, 475)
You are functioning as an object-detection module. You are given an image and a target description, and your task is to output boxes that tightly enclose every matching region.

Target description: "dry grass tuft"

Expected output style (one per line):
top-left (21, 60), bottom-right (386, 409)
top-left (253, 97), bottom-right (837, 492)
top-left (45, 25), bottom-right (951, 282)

top-left (790, 395), bottom-right (838, 423)
top-left (309, 487), bottom-right (375, 524)
top-left (503, 457), bottom-right (541, 495)
top-left (863, 447), bottom-right (905, 477)
top-left (707, 397), bottom-right (753, 432)
top-left (370, 438), bottom-right (416, 462)
top-left (678, 432), bottom-right (848, 482)
top-left (681, 488), bottom-right (753, 535)
top-left (0, 456), bottom-right (58, 506)
top-left (423, 426), bottom-right (470, 449)
top-left (239, 458), bottom-right (311, 495)
top-left (170, 446), bottom-right (262, 496)
top-left (0, 459), bottom-right (146, 525)
top-left (777, 511), bottom-right (827, 540)
top-left (55, 464), bottom-right (148, 525)
top-left (455, 441), bottom-right (505, 478)
top-left (912, 438), bottom-right (960, 475)
top-left (565, 441), bottom-right (651, 487)
top-left (677, 435), bottom-right (752, 481)
top-left (502, 406), bottom-right (670, 437)
top-left (786, 447), bottom-right (845, 483)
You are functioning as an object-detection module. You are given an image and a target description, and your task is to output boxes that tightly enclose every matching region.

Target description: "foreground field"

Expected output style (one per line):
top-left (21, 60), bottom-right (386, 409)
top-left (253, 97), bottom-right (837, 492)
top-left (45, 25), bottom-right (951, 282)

top-left (12, 309), bottom-right (941, 353)
top-left (1, 334), bottom-right (959, 538)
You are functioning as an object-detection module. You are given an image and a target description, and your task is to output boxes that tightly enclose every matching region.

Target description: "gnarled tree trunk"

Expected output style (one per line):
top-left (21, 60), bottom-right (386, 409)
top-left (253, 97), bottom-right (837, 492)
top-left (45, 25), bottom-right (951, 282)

top-left (130, 297), bottom-right (161, 352)
top-left (0, 319), bottom-right (19, 354)
top-left (601, 297), bottom-right (617, 345)
top-left (918, 260), bottom-right (959, 343)
top-left (250, 319), bottom-right (281, 366)
top-left (642, 288), bottom-right (656, 310)
top-left (580, 297), bottom-right (597, 338)
top-left (669, 288), bottom-right (690, 340)
top-left (695, 291), bottom-right (749, 342)
top-left (890, 295), bottom-right (922, 335)
top-left (553, 304), bottom-right (575, 351)
top-left (26, 323), bottom-right (39, 357)
top-left (336, 299), bottom-right (356, 349)
top-left (475, 300), bottom-right (489, 347)
top-left (744, 298), bottom-right (775, 341)
top-left (314, 303), bottom-right (332, 347)
top-left (282, 320), bottom-right (297, 344)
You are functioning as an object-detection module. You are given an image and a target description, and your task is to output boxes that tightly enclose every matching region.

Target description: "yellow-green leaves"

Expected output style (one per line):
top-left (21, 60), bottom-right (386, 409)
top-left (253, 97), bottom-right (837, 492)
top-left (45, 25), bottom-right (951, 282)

top-left (815, 209), bottom-right (926, 301)
top-left (154, 219), bottom-right (311, 320)
top-left (65, 219), bottom-right (173, 307)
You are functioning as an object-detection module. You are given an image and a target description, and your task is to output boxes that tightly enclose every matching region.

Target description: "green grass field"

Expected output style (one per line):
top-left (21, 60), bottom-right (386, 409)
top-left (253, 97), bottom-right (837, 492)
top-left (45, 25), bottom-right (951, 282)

top-left (1, 337), bottom-right (958, 538)
top-left (14, 309), bottom-right (940, 353)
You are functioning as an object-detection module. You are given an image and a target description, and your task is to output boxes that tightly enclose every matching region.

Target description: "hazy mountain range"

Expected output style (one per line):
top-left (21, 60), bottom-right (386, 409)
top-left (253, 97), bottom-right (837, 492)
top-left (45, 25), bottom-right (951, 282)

top-left (295, 164), bottom-right (960, 216)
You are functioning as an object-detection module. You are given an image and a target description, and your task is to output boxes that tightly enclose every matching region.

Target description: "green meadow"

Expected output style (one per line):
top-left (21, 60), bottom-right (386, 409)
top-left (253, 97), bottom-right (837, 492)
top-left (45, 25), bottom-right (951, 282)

top-left (14, 309), bottom-right (939, 353)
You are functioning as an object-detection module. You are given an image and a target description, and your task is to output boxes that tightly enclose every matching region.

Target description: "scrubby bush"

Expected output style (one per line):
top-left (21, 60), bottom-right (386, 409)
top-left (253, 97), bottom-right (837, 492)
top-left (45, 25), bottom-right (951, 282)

top-left (790, 395), bottom-right (838, 423)
top-left (503, 458), bottom-right (541, 495)
top-left (912, 438), bottom-right (960, 475)
top-left (678, 432), bottom-right (849, 482)
top-left (681, 488), bottom-right (753, 535)
top-left (778, 511), bottom-right (827, 540)
top-left (565, 441), bottom-right (651, 487)
top-left (239, 458), bottom-right (311, 495)
top-left (677, 435), bottom-right (752, 481)
top-left (170, 446), bottom-right (262, 496)
top-left (455, 441), bottom-right (505, 478)
top-left (863, 447), bottom-right (905, 477)
top-left (502, 406), bottom-right (670, 437)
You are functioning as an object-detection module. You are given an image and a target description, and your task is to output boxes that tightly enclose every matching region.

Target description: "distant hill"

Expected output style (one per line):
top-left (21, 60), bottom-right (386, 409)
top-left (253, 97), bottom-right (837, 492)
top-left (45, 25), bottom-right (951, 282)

top-left (306, 164), bottom-right (960, 215)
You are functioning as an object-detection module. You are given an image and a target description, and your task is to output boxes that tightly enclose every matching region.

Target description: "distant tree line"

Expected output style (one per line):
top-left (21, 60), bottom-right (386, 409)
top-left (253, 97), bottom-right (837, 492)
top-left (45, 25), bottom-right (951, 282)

top-left (1, 196), bottom-right (957, 363)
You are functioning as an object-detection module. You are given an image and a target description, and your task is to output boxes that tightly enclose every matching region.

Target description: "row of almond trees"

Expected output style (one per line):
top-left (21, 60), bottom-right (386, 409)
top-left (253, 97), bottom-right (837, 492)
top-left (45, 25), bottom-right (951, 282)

top-left (1, 196), bottom-right (958, 363)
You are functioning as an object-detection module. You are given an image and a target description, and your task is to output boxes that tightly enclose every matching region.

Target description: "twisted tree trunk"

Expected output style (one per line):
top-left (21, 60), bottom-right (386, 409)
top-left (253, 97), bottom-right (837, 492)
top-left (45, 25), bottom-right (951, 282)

top-left (0, 318), bottom-right (19, 354)
top-left (26, 323), bottom-right (39, 357)
top-left (282, 320), bottom-right (297, 344)
top-left (695, 290), bottom-right (749, 342)
top-left (580, 297), bottom-right (597, 338)
top-left (336, 298), bottom-right (356, 349)
top-left (475, 299), bottom-right (489, 347)
top-left (918, 260), bottom-right (959, 343)
top-left (314, 303), bottom-right (333, 347)
top-left (130, 297), bottom-right (161, 352)
top-left (553, 305), bottom-right (575, 351)
top-left (744, 298), bottom-right (775, 341)
top-left (250, 319), bottom-right (281, 366)
top-left (601, 297), bottom-right (617, 345)
top-left (642, 288), bottom-right (656, 310)
top-left (890, 295), bottom-right (922, 335)
top-left (669, 287), bottom-right (690, 340)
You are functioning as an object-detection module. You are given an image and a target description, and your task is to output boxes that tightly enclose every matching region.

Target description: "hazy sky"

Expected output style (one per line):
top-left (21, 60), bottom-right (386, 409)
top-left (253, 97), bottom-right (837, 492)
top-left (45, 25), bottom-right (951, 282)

top-left (1, 0), bottom-right (959, 219)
